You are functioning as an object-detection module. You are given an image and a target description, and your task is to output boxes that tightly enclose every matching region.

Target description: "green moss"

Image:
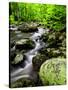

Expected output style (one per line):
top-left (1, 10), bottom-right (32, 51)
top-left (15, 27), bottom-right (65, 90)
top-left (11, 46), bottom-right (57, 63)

top-left (39, 58), bottom-right (66, 85)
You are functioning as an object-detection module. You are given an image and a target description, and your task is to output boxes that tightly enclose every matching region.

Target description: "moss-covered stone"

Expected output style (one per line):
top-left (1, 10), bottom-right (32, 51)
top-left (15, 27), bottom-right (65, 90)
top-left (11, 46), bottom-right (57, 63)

top-left (39, 57), bottom-right (66, 85)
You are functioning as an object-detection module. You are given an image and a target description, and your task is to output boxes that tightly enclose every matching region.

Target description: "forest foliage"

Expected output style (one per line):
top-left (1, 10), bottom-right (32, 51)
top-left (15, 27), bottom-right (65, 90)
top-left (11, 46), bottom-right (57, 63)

top-left (9, 3), bottom-right (66, 31)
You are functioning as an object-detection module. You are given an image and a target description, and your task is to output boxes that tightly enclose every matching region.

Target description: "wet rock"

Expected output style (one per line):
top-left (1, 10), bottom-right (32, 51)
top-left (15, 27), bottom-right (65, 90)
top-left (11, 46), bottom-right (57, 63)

top-left (10, 51), bottom-right (27, 70)
top-left (46, 32), bottom-right (58, 48)
top-left (42, 29), bottom-right (66, 48)
top-left (18, 22), bottom-right (38, 32)
top-left (11, 78), bottom-right (35, 88)
top-left (36, 48), bottom-right (64, 71)
top-left (9, 24), bottom-right (18, 31)
top-left (39, 47), bottom-right (66, 58)
top-left (62, 38), bottom-right (66, 47)
top-left (10, 51), bottom-right (16, 62)
top-left (16, 39), bottom-right (35, 50)
top-left (39, 57), bottom-right (66, 85)
top-left (41, 28), bottom-right (66, 58)
top-left (11, 53), bottom-right (24, 65)
top-left (58, 47), bottom-right (66, 58)
top-left (42, 31), bottom-right (57, 48)
top-left (41, 33), bottom-right (49, 42)
top-left (32, 53), bottom-right (47, 71)
top-left (10, 40), bottom-right (15, 48)
top-left (18, 23), bottom-right (29, 32)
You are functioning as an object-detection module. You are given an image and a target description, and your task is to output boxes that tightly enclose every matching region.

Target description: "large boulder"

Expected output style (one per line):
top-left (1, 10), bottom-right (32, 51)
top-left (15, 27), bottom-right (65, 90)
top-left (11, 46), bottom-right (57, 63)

top-left (16, 39), bottom-right (35, 50)
top-left (18, 22), bottom-right (38, 32)
top-left (39, 58), bottom-right (66, 85)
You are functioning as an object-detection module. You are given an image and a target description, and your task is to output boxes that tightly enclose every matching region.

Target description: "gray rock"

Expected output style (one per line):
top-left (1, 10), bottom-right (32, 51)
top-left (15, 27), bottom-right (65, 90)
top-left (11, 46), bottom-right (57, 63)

top-left (15, 39), bottom-right (35, 50)
top-left (11, 77), bottom-right (35, 88)
top-left (18, 22), bottom-right (38, 32)
top-left (11, 53), bottom-right (24, 65)
top-left (32, 53), bottom-right (47, 71)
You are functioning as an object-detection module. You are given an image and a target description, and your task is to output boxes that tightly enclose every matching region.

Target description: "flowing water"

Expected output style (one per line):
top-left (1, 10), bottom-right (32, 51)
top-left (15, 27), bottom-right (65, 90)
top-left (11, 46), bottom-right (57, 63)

top-left (11, 27), bottom-right (45, 83)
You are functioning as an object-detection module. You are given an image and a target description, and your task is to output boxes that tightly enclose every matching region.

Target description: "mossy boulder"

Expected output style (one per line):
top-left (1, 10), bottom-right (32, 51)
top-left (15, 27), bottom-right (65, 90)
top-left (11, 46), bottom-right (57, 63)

top-left (39, 58), bottom-right (66, 85)
top-left (11, 78), bottom-right (35, 88)
top-left (16, 39), bottom-right (35, 50)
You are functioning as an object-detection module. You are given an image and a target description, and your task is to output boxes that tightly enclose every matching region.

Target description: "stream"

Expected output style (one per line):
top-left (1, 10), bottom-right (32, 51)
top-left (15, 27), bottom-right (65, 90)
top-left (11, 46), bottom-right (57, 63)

top-left (11, 27), bottom-right (45, 83)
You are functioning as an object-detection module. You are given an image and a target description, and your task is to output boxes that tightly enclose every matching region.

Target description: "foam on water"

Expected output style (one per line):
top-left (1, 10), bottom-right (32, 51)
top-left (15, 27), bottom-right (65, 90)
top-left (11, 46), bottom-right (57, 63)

top-left (11, 27), bottom-right (45, 83)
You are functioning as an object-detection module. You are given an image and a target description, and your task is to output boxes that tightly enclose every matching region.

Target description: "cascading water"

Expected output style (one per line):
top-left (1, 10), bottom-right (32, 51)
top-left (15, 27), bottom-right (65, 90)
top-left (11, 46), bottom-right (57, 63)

top-left (11, 27), bottom-right (45, 83)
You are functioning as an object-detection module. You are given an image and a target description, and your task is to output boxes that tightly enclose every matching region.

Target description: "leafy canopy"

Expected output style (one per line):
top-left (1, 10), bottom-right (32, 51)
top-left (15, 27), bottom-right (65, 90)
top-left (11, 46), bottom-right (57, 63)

top-left (9, 3), bottom-right (66, 31)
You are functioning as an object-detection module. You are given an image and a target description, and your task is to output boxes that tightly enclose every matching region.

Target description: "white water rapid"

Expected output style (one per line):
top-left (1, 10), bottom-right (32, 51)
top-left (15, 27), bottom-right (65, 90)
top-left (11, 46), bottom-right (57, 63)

top-left (11, 27), bottom-right (45, 83)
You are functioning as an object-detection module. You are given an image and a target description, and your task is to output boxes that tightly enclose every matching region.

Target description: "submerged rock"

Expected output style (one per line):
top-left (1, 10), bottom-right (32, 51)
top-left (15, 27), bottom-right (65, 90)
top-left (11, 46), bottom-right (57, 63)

top-left (39, 57), bottom-right (66, 85)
